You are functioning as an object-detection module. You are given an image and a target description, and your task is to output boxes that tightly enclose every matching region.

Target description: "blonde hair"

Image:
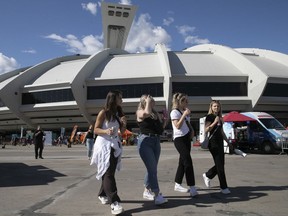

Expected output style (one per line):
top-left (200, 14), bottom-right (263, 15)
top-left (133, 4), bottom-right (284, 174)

top-left (137, 94), bottom-right (155, 110)
top-left (137, 94), bottom-right (159, 119)
top-left (172, 92), bottom-right (187, 109)
top-left (208, 100), bottom-right (222, 116)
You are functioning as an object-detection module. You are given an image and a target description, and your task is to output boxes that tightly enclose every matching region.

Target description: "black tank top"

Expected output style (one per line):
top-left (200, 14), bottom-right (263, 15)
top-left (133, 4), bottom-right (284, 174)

top-left (138, 117), bottom-right (163, 135)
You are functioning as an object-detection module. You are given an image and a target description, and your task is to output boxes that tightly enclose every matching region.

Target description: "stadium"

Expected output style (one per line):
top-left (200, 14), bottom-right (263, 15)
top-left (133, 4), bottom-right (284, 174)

top-left (0, 2), bottom-right (288, 138)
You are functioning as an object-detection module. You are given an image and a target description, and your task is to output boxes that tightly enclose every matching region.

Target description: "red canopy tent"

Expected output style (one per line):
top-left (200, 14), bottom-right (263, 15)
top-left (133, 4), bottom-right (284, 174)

top-left (223, 111), bottom-right (255, 122)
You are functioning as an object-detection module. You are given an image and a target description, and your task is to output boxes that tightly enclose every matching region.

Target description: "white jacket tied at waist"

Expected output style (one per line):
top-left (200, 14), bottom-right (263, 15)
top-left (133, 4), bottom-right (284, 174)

top-left (90, 119), bottom-right (122, 180)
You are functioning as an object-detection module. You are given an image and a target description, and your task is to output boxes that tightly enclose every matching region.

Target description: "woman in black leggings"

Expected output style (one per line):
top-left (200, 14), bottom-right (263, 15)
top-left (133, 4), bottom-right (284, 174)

top-left (203, 100), bottom-right (231, 194)
top-left (170, 92), bottom-right (198, 197)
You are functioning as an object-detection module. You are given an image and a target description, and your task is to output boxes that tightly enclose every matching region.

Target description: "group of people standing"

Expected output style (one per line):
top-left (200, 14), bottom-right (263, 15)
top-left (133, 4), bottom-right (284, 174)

top-left (89, 90), bottom-right (231, 215)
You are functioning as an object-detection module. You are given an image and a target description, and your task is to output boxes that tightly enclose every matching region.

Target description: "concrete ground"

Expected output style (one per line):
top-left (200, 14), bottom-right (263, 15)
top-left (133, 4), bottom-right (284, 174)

top-left (0, 142), bottom-right (287, 216)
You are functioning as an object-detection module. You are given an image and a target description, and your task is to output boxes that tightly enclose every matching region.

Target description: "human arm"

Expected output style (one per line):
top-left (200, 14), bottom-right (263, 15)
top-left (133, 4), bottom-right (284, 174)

top-left (119, 116), bottom-right (127, 134)
top-left (205, 115), bottom-right (221, 134)
top-left (94, 110), bottom-right (114, 136)
top-left (171, 108), bottom-right (190, 129)
top-left (136, 96), bottom-right (153, 121)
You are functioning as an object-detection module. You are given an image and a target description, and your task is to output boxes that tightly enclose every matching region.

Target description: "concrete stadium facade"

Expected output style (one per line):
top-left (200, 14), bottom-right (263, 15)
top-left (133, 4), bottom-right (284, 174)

top-left (0, 2), bottom-right (288, 134)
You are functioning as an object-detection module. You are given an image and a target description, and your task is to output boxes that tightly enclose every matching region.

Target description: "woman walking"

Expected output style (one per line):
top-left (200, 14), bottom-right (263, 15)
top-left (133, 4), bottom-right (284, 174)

top-left (136, 94), bottom-right (168, 205)
top-left (170, 93), bottom-right (198, 197)
top-left (90, 90), bottom-right (127, 215)
top-left (202, 100), bottom-right (231, 194)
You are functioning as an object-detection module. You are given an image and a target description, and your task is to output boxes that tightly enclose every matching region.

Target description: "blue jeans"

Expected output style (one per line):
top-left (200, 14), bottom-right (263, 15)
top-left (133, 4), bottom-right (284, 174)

top-left (137, 134), bottom-right (161, 193)
top-left (86, 138), bottom-right (94, 158)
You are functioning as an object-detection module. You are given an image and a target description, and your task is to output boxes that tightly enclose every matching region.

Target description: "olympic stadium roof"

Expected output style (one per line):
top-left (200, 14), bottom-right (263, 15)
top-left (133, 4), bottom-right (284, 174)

top-left (0, 2), bottom-right (287, 134)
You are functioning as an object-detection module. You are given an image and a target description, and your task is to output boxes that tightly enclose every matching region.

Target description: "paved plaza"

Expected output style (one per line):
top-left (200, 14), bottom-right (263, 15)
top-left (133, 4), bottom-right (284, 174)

top-left (0, 142), bottom-right (287, 216)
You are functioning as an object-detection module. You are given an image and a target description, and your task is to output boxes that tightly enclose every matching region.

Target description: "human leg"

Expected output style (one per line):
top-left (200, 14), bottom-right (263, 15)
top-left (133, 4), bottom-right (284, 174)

top-left (34, 144), bottom-right (39, 159)
top-left (138, 136), bottom-right (160, 193)
top-left (208, 146), bottom-right (228, 189)
top-left (86, 138), bottom-right (94, 158)
top-left (101, 149), bottom-right (121, 204)
top-left (39, 143), bottom-right (44, 159)
top-left (174, 134), bottom-right (195, 186)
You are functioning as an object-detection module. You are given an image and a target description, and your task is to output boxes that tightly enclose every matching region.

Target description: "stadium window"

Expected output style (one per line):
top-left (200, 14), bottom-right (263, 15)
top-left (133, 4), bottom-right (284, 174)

top-left (123, 12), bottom-right (129, 17)
top-left (116, 11), bottom-right (122, 17)
top-left (87, 83), bottom-right (164, 99)
top-left (172, 82), bottom-right (247, 96)
top-left (22, 89), bottom-right (75, 105)
top-left (262, 83), bottom-right (288, 97)
top-left (108, 10), bottom-right (114, 16)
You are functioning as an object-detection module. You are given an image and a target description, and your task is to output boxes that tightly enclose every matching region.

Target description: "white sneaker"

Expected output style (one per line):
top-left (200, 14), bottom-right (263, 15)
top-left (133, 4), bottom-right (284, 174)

top-left (143, 189), bottom-right (155, 200)
top-left (202, 173), bottom-right (211, 188)
top-left (189, 186), bottom-right (198, 197)
top-left (154, 193), bottom-right (168, 205)
top-left (221, 188), bottom-right (231, 194)
top-left (111, 201), bottom-right (124, 215)
top-left (174, 183), bottom-right (189, 193)
top-left (98, 196), bottom-right (108, 204)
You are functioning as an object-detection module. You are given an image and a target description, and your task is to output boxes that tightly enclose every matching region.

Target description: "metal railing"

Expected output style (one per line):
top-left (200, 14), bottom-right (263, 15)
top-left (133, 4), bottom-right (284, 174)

top-left (279, 131), bottom-right (288, 155)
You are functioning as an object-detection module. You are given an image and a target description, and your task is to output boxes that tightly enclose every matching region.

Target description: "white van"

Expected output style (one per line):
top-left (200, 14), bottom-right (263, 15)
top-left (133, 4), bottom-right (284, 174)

top-left (200, 112), bottom-right (288, 153)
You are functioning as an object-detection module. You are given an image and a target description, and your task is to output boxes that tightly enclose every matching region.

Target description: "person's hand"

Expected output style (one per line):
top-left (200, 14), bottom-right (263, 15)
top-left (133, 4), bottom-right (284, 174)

top-left (214, 116), bottom-right (221, 125)
top-left (183, 108), bottom-right (191, 116)
top-left (120, 116), bottom-right (127, 126)
top-left (106, 128), bottom-right (113, 136)
top-left (146, 95), bottom-right (153, 103)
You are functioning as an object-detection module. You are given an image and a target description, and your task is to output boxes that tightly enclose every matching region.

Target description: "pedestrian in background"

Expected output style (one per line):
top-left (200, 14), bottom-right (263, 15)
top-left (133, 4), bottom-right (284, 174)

top-left (136, 94), bottom-right (168, 205)
top-left (82, 124), bottom-right (95, 160)
top-left (170, 92), bottom-right (198, 197)
top-left (202, 100), bottom-right (231, 194)
top-left (33, 125), bottom-right (45, 159)
top-left (90, 90), bottom-right (127, 215)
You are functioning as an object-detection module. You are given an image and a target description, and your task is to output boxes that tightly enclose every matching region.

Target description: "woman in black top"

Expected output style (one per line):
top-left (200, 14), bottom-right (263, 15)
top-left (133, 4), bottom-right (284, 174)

top-left (202, 100), bottom-right (231, 194)
top-left (136, 94), bottom-right (168, 205)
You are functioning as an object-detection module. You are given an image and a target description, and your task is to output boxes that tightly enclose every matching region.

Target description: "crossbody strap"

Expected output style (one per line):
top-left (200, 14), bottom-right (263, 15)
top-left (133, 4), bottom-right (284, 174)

top-left (176, 109), bottom-right (193, 132)
top-left (208, 125), bottom-right (218, 140)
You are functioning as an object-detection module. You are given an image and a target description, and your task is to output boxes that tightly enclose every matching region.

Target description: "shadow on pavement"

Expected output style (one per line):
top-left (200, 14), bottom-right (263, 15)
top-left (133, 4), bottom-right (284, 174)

top-left (120, 185), bottom-right (288, 215)
top-left (0, 163), bottom-right (66, 187)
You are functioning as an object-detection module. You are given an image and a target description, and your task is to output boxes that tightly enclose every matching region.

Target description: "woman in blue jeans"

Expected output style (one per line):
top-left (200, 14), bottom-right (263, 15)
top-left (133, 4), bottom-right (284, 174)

top-left (136, 94), bottom-right (168, 205)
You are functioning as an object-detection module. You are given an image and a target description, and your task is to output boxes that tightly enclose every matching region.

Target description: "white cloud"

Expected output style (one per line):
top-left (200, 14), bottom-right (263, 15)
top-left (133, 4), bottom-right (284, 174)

top-left (184, 36), bottom-right (209, 45)
top-left (119, 0), bottom-right (132, 5)
top-left (177, 25), bottom-right (209, 45)
top-left (22, 49), bottom-right (37, 54)
top-left (177, 25), bottom-right (196, 36)
top-left (0, 53), bottom-right (19, 74)
top-left (45, 34), bottom-right (103, 55)
top-left (126, 13), bottom-right (171, 52)
top-left (81, 2), bottom-right (98, 15)
top-left (163, 17), bottom-right (174, 26)
top-left (45, 12), bottom-right (171, 54)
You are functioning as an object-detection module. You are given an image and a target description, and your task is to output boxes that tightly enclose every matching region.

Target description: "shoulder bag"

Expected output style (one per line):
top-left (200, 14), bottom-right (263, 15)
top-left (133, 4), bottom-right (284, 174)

top-left (201, 126), bottom-right (218, 149)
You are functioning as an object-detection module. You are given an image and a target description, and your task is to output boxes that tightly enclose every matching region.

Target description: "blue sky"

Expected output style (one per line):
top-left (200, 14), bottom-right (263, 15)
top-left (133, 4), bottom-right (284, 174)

top-left (0, 0), bottom-right (287, 74)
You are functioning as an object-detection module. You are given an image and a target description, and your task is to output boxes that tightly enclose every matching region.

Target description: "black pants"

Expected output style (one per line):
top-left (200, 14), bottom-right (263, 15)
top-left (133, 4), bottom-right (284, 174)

top-left (98, 149), bottom-right (121, 204)
top-left (173, 133), bottom-right (195, 186)
top-left (206, 141), bottom-right (228, 189)
top-left (34, 143), bottom-right (43, 158)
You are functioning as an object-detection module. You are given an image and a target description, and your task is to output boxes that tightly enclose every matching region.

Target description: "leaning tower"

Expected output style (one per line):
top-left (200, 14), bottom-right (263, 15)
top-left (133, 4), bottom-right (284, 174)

top-left (101, 2), bottom-right (138, 49)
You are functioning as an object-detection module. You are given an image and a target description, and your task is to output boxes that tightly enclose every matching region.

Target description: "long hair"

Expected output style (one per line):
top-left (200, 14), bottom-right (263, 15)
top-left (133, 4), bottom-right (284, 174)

top-left (137, 94), bottom-right (159, 119)
top-left (208, 100), bottom-right (222, 116)
top-left (104, 90), bottom-right (123, 121)
top-left (172, 92), bottom-right (187, 109)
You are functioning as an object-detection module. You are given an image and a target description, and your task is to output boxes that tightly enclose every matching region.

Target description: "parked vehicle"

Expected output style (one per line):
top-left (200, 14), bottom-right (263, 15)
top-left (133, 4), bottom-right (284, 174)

top-left (224, 112), bottom-right (288, 153)
top-left (200, 112), bottom-right (288, 153)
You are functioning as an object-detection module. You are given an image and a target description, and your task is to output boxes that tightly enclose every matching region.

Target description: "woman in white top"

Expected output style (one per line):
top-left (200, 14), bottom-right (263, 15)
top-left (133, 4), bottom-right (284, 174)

top-left (90, 90), bottom-right (127, 215)
top-left (170, 92), bottom-right (198, 197)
